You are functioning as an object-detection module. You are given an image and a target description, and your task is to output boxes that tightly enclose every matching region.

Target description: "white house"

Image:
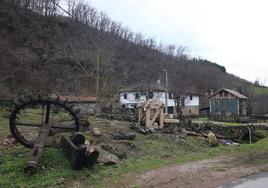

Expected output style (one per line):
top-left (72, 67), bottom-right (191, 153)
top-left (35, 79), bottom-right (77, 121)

top-left (181, 93), bottom-right (200, 116)
top-left (119, 91), bottom-right (147, 108)
top-left (119, 90), bottom-right (175, 114)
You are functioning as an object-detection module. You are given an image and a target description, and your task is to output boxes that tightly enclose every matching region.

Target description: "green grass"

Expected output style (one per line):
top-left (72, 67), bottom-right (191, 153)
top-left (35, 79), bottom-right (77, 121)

top-left (0, 148), bottom-right (92, 188)
top-left (220, 122), bottom-right (241, 126)
top-left (2, 136), bottom-right (268, 188)
top-left (253, 86), bottom-right (268, 96)
top-left (1, 109), bottom-right (268, 187)
top-left (0, 108), bottom-right (10, 138)
top-left (192, 117), bottom-right (241, 126)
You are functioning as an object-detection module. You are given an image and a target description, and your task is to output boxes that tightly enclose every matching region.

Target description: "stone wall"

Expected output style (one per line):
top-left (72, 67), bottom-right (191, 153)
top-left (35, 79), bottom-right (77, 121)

top-left (181, 106), bottom-right (199, 116)
top-left (99, 108), bottom-right (138, 122)
top-left (182, 121), bottom-right (268, 141)
top-left (72, 103), bottom-right (96, 116)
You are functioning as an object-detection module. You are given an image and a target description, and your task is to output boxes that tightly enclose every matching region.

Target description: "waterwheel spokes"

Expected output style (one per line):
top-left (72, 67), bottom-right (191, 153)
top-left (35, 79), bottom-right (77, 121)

top-left (9, 96), bottom-right (80, 148)
top-left (15, 121), bottom-right (42, 127)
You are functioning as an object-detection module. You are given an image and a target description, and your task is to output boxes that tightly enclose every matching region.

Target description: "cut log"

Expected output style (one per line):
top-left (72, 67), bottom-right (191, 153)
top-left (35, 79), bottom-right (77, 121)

top-left (71, 132), bottom-right (85, 147)
top-left (61, 136), bottom-right (99, 170)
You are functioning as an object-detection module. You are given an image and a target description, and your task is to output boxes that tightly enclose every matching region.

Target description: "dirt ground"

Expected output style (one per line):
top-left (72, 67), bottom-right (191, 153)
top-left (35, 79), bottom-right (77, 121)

top-left (105, 156), bottom-right (267, 188)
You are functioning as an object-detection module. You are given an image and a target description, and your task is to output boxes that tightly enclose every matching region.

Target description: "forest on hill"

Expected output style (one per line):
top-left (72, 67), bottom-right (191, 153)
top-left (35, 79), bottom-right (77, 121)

top-left (0, 0), bottom-right (267, 114)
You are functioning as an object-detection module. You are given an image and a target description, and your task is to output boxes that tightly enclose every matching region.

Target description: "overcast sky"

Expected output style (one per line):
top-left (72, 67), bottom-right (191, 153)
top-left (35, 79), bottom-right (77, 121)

top-left (87, 0), bottom-right (268, 85)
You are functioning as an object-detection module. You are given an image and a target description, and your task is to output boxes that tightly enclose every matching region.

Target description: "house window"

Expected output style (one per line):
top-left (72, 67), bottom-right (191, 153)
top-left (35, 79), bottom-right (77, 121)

top-left (148, 92), bottom-right (153, 99)
top-left (124, 93), bottom-right (127, 99)
top-left (135, 93), bottom-right (140, 100)
top-left (224, 92), bottom-right (228, 97)
top-left (190, 95), bottom-right (193, 100)
top-left (189, 109), bottom-right (192, 114)
top-left (168, 93), bottom-right (173, 99)
top-left (167, 107), bottom-right (174, 114)
top-left (181, 97), bottom-right (185, 107)
top-left (219, 92), bottom-right (223, 97)
top-left (129, 104), bottom-right (136, 108)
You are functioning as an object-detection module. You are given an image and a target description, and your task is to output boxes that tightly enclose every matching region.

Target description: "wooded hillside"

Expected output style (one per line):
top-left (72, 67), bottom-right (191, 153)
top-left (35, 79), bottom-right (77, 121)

top-left (0, 0), bottom-right (267, 114)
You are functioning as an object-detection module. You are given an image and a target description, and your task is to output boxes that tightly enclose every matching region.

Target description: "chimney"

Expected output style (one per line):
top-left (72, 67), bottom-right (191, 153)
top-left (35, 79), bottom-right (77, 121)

top-left (210, 89), bottom-right (214, 96)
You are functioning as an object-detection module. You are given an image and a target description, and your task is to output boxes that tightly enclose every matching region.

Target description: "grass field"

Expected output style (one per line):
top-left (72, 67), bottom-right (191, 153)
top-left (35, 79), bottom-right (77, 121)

top-left (253, 85), bottom-right (268, 96)
top-left (192, 117), bottom-right (241, 126)
top-left (1, 109), bottom-right (268, 187)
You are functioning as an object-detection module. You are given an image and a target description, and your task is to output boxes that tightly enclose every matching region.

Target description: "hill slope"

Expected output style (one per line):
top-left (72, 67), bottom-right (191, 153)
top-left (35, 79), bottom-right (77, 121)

top-left (0, 0), bottom-right (267, 113)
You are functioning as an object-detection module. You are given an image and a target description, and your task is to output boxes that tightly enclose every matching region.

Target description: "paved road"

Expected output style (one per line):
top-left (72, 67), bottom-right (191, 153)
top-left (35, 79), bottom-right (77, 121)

top-left (223, 172), bottom-right (268, 188)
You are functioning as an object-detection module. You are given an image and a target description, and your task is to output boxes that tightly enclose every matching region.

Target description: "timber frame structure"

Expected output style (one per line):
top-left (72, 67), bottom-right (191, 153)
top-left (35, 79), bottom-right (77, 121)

top-left (137, 100), bottom-right (165, 129)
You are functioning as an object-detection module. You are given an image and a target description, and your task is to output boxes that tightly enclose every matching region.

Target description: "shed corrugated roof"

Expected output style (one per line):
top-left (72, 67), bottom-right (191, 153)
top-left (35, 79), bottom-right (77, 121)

top-left (209, 89), bottom-right (248, 99)
top-left (59, 96), bottom-right (97, 102)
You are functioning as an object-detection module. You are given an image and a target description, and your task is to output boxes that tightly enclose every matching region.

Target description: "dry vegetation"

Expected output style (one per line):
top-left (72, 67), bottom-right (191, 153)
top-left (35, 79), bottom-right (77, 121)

top-left (1, 0), bottom-right (268, 113)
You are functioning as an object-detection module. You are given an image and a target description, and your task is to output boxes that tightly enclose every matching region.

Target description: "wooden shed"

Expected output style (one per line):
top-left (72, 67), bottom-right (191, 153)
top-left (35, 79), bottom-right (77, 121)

top-left (209, 89), bottom-right (248, 116)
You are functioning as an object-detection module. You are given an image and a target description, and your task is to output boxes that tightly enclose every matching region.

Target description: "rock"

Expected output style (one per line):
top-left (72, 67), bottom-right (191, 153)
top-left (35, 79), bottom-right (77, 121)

top-left (55, 178), bottom-right (65, 185)
top-left (208, 131), bottom-right (219, 147)
top-left (101, 144), bottom-right (127, 159)
top-left (162, 124), bottom-right (177, 134)
top-left (130, 123), bottom-right (150, 135)
top-left (98, 154), bottom-right (119, 166)
top-left (219, 139), bottom-right (240, 146)
top-left (92, 128), bottom-right (102, 136)
top-left (161, 154), bottom-right (172, 160)
top-left (113, 131), bottom-right (136, 140)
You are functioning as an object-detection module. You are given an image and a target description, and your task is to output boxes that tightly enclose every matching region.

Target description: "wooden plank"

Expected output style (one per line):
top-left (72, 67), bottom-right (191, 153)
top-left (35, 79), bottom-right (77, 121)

top-left (159, 108), bottom-right (164, 128)
top-left (164, 119), bottom-right (180, 124)
top-left (15, 121), bottom-right (42, 127)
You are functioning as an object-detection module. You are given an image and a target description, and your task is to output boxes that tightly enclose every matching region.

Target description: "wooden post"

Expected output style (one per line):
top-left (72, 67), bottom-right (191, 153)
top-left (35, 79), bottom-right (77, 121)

top-left (145, 105), bottom-right (151, 128)
top-left (137, 101), bottom-right (166, 129)
top-left (159, 107), bottom-right (164, 129)
top-left (96, 48), bottom-right (100, 96)
top-left (138, 107), bottom-right (143, 124)
top-left (237, 99), bottom-right (240, 116)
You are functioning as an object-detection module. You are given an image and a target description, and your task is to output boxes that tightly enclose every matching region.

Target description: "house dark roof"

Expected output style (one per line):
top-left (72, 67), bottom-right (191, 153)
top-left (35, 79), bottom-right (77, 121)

top-left (183, 92), bottom-right (203, 96)
top-left (209, 89), bottom-right (248, 99)
top-left (119, 83), bottom-right (167, 93)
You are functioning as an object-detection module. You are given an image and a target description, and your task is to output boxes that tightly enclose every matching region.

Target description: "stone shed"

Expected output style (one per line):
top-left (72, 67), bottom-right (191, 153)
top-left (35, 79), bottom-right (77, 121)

top-left (59, 96), bottom-right (97, 115)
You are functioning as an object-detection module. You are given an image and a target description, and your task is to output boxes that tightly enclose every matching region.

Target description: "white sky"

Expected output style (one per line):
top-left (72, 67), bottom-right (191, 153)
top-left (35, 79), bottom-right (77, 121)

top-left (87, 0), bottom-right (268, 85)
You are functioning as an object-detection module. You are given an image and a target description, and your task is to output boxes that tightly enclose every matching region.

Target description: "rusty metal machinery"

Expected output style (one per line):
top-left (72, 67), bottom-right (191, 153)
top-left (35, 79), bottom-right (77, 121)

top-left (9, 96), bottom-right (81, 175)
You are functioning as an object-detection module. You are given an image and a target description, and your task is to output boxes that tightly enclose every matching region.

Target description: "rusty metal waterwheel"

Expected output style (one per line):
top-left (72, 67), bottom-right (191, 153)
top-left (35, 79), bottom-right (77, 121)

top-left (9, 96), bottom-right (80, 148)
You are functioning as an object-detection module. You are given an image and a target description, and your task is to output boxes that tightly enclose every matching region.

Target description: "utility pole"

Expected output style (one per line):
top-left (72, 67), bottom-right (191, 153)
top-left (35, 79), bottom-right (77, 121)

top-left (96, 48), bottom-right (100, 96)
top-left (164, 69), bottom-right (168, 114)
